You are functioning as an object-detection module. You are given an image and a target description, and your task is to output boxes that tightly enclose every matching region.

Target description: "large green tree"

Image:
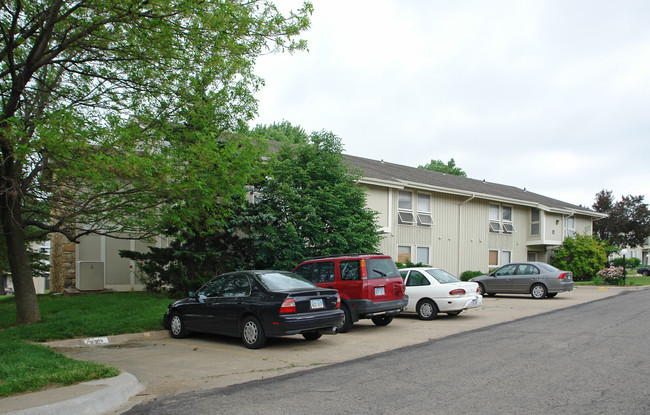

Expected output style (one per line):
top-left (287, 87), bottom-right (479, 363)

top-left (251, 131), bottom-right (381, 270)
top-left (592, 190), bottom-right (650, 248)
top-left (418, 158), bottom-right (467, 177)
top-left (0, 0), bottom-right (312, 325)
top-left (250, 120), bottom-right (308, 144)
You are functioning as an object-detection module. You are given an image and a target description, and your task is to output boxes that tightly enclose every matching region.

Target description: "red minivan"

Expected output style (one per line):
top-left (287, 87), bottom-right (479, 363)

top-left (293, 254), bottom-right (408, 332)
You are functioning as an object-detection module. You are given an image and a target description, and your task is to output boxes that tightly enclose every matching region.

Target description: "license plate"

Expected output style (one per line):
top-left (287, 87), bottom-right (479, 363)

top-left (375, 287), bottom-right (385, 296)
top-left (310, 298), bottom-right (324, 309)
top-left (472, 299), bottom-right (478, 306)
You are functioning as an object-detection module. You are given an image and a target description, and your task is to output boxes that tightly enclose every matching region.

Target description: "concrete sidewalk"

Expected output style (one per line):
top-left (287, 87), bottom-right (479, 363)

top-left (0, 286), bottom-right (636, 415)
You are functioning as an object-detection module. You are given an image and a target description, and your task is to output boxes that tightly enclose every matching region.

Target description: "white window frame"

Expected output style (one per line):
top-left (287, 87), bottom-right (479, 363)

top-left (489, 249), bottom-right (512, 270)
top-left (490, 204), bottom-right (516, 233)
top-left (398, 245), bottom-right (412, 263)
top-left (502, 206), bottom-right (516, 233)
top-left (567, 216), bottom-right (575, 238)
top-left (398, 211), bottom-right (416, 224)
top-left (398, 190), bottom-right (412, 210)
top-left (416, 193), bottom-right (434, 227)
top-left (416, 246), bottom-right (430, 265)
top-left (531, 208), bottom-right (540, 236)
top-left (398, 191), bottom-right (415, 225)
top-left (489, 204), bottom-right (502, 233)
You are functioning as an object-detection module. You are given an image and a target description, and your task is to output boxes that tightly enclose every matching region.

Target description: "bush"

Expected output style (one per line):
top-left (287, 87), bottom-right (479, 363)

top-left (595, 266), bottom-right (626, 285)
top-left (611, 257), bottom-right (641, 268)
top-left (551, 234), bottom-right (608, 281)
top-left (461, 270), bottom-right (484, 281)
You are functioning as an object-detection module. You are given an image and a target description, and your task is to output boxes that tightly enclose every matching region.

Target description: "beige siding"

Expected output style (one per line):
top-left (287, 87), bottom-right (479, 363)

top-left (365, 185), bottom-right (390, 231)
top-left (544, 212), bottom-right (564, 243)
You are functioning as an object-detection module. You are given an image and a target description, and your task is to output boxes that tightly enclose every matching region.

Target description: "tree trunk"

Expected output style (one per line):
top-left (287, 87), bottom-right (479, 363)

top-left (1, 195), bottom-right (40, 325)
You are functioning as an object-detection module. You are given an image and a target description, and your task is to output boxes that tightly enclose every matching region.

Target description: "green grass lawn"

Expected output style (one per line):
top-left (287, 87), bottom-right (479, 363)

top-left (0, 292), bottom-right (173, 397)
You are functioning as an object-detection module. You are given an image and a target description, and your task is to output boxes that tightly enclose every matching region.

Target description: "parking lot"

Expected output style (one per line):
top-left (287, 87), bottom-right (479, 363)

top-left (0, 285), bottom-right (633, 415)
top-left (57, 287), bottom-right (628, 402)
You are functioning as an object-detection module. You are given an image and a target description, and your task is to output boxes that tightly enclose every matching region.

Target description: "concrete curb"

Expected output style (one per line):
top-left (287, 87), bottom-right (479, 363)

top-left (4, 372), bottom-right (142, 415)
top-left (43, 330), bottom-right (170, 348)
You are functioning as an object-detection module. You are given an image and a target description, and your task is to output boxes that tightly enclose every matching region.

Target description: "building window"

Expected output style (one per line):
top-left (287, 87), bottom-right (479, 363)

top-left (398, 191), bottom-right (415, 225)
top-left (398, 246), bottom-right (411, 263)
top-left (489, 250), bottom-right (511, 269)
top-left (502, 206), bottom-right (516, 233)
top-left (416, 247), bottom-right (429, 265)
top-left (489, 204), bottom-right (516, 233)
top-left (531, 208), bottom-right (540, 236)
top-left (527, 251), bottom-right (537, 261)
top-left (489, 204), bottom-right (502, 232)
top-left (417, 194), bottom-right (434, 226)
top-left (489, 250), bottom-right (499, 268)
top-left (398, 191), bottom-right (412, 209)
top-left (398, 211), bottom-right (415, 224)
top-left (502, 251), bottom-right (511, 265)
top-left (567, 216), bottom-right (575, 238)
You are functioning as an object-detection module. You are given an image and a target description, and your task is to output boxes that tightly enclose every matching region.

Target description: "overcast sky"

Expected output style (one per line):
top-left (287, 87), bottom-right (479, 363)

top-left (252, 0), bottom-right (650, 208)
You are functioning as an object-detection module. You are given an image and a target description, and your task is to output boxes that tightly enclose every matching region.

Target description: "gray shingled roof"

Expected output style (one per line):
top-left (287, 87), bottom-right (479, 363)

top-left (343, 154), bottom-right (602, 217)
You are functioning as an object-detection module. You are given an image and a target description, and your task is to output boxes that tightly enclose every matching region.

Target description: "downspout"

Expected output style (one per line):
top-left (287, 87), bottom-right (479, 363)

top-left (457, 194), bottom-right (476, 276)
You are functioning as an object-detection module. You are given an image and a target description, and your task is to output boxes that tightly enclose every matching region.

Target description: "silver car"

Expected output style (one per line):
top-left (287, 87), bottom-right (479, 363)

top-left (470, 262), bottom-right (574, 299)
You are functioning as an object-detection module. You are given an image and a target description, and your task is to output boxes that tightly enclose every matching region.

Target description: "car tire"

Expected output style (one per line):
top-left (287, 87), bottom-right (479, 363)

top-left (338, 303), bottom-right (353, 333)
top-left (477, 283), bottom-right (486, 296)
top-left (302, 332), bottom-right (322, 341)
top-left (371, 315), bottom-right (393, 326)
top-left (416, 299), bottom-right (438, 320)
top-left (642, 270), bottom-right (649, 277)
top-left (169, 312), bottom-right (187, 339)
top-left (241, 316), bottom-right (266, 349)
top-left (546, 293), bottom-right (558, 298)
top-left (530, 283), bottom-right (547, 299)
top-left (446, 310), bottom-right (462, 316)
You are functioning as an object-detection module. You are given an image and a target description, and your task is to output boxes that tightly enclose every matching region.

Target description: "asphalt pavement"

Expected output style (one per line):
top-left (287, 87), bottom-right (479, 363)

top-left (0, 286), bottom-right (636, 415)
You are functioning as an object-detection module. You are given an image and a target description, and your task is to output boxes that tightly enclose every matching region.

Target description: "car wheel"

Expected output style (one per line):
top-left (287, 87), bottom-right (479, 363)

top-left (477, 283), bottom-right (486, 296)
top-left (530, 283), bottom-right (547, 299)
top-left (169, 312), bottom-right (187, 339)
top-left (371, 315), bottom-right (393, 326)
top-left (302, 332), bottom-right (322, 341)
top-left (642, 270), bottom-right (649, 277)
top-left (446, 310), bottom-right (462, 316)
top-left (338, 303), bottom-right (353, 333)
top-left (416, 299), bottom-right (438, 320)
top-left (241, 316), bottom-right (266, 349)
top-left (546, 293), bottom-right (558, 298)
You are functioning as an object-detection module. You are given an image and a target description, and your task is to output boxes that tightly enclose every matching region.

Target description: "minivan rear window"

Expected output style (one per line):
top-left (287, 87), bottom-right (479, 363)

top-left (367, 258), bottom-right (400, 279)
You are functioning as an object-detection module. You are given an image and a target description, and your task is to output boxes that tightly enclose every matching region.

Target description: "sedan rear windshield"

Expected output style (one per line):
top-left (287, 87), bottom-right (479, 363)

top-left (424, 268), bottom-right (460, 284)
top-left (255, 272), bottom-right (316, 291)
top-left (538, 263), bottom-right (560, 273)
top-left (367, 258), bottom-right (400, 279)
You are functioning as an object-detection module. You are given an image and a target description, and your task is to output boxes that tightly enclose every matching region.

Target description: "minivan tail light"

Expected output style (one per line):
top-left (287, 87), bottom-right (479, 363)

top-left (449, 289), bottom-right (466, 296)
top-left (360, 259), bottom-right (368, 280)
top-left (280, 298), bottom-right (296, 313)
top-left (558, 273), bottom-right (566, 279)
top-left (336, 294), bottom-right (341, 308)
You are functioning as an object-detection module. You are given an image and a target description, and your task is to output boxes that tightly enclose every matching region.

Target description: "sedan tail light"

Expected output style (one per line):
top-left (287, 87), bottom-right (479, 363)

top-left (558, 273), bottom-right (567, 279)
top-left (449, 288), bottom-right (466, 296)
top-left (279, 298), bottom-right (296, 313)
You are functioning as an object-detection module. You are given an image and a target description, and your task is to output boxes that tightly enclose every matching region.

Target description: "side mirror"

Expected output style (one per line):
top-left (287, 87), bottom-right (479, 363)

top-left (188, 291), bottom-right (196, 298)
